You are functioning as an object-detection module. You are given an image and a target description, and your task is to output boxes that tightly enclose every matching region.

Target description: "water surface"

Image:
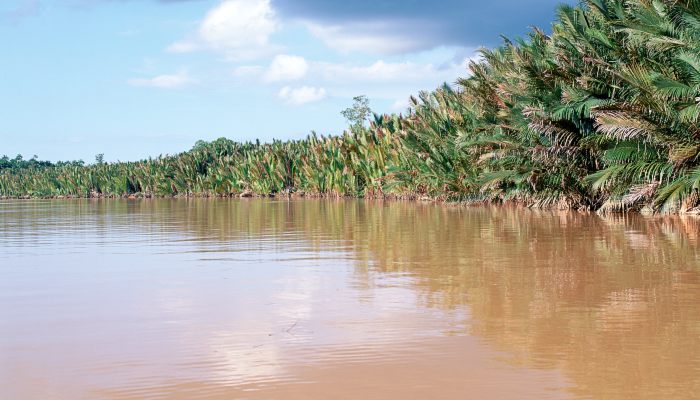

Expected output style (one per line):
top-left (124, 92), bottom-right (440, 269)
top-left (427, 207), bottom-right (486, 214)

top-left (1, 199), bottom-right (699, 399)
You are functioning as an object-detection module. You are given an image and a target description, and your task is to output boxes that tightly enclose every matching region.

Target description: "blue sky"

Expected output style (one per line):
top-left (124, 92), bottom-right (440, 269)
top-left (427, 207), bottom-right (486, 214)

top-left (1, 0), bottom-right (569, 162)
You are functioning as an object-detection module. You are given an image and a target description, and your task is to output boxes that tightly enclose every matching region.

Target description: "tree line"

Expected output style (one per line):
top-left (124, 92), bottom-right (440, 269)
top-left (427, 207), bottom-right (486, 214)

top-left (2, 0), bottom-right (700, 213)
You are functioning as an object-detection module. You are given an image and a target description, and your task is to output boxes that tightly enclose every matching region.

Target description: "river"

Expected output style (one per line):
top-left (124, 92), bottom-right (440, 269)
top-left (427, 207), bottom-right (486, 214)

top-left (1, 199), bottom-right (699, 399)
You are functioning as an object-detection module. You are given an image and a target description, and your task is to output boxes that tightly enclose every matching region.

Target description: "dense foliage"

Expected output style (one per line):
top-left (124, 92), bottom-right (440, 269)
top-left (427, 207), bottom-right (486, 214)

top-left (0, 155), bottom-right (76, 171)
top-left (2, 0), bottom-right (700, 213)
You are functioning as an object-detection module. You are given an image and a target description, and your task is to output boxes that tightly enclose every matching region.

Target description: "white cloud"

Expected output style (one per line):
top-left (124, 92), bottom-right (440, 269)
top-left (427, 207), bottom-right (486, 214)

top-left (128, 71), bottom-right (193, 89)
top-left (200, 0), bottom-right (277, 50)
top-left (311, 58), bottom-right (471, 88)
top-left (230, 56), bottom-right (470, 87)
top-left (167, 0), bottom-right (279, 60)
top-left (263, 54), bottom-right (309, 82)
top-left (228, 53), bottom-right (471, 106)
top-left (302, 52), bottom-right (473, 102)
top-left (306, 22), bottom-right (429, 55)
top-left (165, 0), bottom-right (427, 59)
top-left (315, 60), bottom-right (426, 82)
top-left (231, 59), bottom-right (446, 86)
top-left (277, 86), bottom-right (327, 106)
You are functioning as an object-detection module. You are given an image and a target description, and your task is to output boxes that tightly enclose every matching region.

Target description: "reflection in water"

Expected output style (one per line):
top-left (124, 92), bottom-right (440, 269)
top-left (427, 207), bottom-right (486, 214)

top-left (1, 199), bottom-right (699, 399)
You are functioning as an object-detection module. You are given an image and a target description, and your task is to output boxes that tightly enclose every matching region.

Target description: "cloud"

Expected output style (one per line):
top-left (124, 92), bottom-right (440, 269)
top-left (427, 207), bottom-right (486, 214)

top-left (263, 55), bottom-right (309, 82)
top-left (273, 0), bottom-right (574, 53)
top-left (229, 50), bottom-right (473, 105)
top-left (168, 0), bottom-right (279, 60)
top-left (128, 71), bottom-right (194, 89)
top-left (305, 21), bottom-right (432, 55)
top-left (316, 60), bottom-right (459, 83)
top-left (308, 48), bottom-right (475, 100)
top-left (199, 0), bottom-right (276, 51)
top-left (162, 0), bottom-right (572, 59)
top-left (277, 86), bottom-right (326, 106)
top-left (160, 0), bottom-right (573, 60)
top-left (233, 52), bottom-right (472, 85)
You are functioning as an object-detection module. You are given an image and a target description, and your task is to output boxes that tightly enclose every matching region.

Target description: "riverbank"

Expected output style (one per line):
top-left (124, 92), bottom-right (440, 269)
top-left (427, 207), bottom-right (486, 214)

top-left (5, 192), bottom-right (700, 216)
top-left (3, 1), bottom-right (700, 214)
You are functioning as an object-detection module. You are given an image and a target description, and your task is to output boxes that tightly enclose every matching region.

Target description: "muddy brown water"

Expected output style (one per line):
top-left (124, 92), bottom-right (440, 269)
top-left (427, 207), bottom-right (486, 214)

top-left (1, 199), bottom-right (699, 399)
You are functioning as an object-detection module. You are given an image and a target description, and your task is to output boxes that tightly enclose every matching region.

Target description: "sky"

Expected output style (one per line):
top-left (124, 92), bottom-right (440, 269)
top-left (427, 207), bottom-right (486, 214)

top-left (0, 0), bottom-right (570, 162)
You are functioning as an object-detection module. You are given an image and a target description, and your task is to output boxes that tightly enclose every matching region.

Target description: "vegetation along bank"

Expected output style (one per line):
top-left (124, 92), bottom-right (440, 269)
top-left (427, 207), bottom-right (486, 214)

top-left (3, 0), bottom-right (700, 214)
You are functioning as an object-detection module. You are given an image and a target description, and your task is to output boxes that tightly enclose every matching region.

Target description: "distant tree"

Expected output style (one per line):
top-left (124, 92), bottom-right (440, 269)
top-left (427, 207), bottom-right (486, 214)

top-left (0, 154), bottom-right (54, 170)
top-left (341, 95), bottom-right (372, 132)
top-left (95, 153), bottom-right (105, 165)
top-left (0, 155), bottom-right (10, 170)
top-left (191, 140), bottom-right (208, 151)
